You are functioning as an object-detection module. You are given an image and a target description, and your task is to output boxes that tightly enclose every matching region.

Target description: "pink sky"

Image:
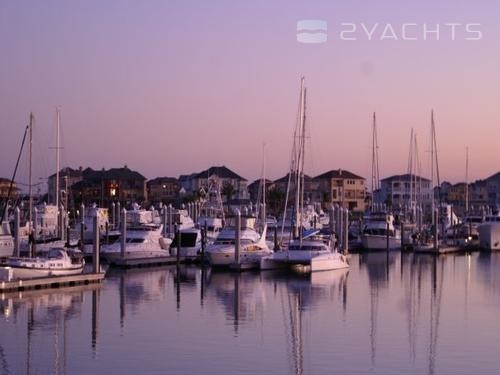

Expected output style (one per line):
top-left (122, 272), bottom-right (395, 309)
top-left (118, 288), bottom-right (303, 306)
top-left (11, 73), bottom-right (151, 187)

top-left (1, 0), bottom-right (499, 190)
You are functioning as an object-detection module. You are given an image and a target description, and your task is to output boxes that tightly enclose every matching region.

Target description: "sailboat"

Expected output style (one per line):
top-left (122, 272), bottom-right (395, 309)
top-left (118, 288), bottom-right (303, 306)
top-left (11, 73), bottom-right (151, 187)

top-left (414, 110), bottom-right (459, 254)
top-left (260, 77), bottom-right (349, 272)
top-left (361, 113), bottom-right (401, 250)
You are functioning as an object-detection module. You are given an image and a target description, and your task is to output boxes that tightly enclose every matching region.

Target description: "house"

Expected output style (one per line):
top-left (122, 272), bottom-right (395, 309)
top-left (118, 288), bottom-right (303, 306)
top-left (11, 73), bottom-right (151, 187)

top-left (147, 177), bottom-right (179, 205)
top-left (183, 166), bottom-right (248, 201)
top-left (47, 167), bottom-right (85, 205)
top-left (312, 169), bottom-right (366, 212)
top-left (273, 173), bottom-right (313, 202)
top-left (379, 174), bottom-right (432, 215)
top-left (485, 171), bottom-right (500, 208)
top-left (71, 166), bottom-right (147, 206)
top-left (0, 177), bottom-right (19, 201)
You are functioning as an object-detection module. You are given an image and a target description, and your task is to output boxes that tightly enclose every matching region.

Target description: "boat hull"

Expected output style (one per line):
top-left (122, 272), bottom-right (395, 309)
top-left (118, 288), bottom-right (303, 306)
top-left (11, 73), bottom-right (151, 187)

top-left (260, 251), bottom-right (349, 272)
top-left (9, 264), bottom-right (84, 279)
top-left (361, 235), bottom-right (401, 250)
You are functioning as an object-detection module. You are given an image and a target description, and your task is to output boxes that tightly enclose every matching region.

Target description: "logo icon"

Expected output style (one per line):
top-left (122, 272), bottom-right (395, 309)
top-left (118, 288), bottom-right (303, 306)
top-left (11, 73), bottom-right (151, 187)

top-left (297, 20), bottom-right (328, 43)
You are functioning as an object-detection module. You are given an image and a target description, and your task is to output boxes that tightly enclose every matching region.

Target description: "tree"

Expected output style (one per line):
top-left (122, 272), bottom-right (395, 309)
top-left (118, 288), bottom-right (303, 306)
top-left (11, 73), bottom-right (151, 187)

top-left (267, 187), bottom-right (285, 217)
top-left (221, 181), bottom-right (235, 210)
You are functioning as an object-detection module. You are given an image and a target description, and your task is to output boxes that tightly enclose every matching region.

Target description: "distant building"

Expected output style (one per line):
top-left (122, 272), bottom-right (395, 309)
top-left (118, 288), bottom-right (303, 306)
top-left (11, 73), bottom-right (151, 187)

top-left (379, 174), bottom-right (432, 214)
top-left (182, 166), bottom-right (248, 201)
top-left (147, 177), bottom-right (179, 205)
top-left (485, 171), bottom-right (500, 208)
top-left (312, 169), bottom-right (366, 212)
top-left (273, 173), bottom-right (313, 202)
top-left (71, 166), bottom-right (147, 206)
top-left (0, 177), bottom-right (19, 200)
top-left (47, 167), bottom-right (84, 206)
top-left (470, 180), bottom-right (489, 209)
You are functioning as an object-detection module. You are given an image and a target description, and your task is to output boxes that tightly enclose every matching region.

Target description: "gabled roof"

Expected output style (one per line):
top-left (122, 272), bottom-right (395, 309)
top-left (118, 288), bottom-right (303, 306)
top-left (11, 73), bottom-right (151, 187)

top-left (248, 179), bottom-right (274, 188)
top-left (274, 173), bottom-right (312, 184)
top-left (485, 171), bottom-right (500, 182)
top-left (195, 166), bottom-right (247, 181)
top-left (381, 174), bottom-right (431, 183)
top-left (314, 169), bottom-right (364, 180)
top-left (48, 167), bottom-right (83, 179)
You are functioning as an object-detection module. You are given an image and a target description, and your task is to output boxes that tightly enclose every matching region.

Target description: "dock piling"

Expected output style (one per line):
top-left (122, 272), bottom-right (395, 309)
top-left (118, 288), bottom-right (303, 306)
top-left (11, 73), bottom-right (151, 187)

top-left (80, 203), bottom-right (85, 251)
top-left (14, 207), bottom-right (20, 257)
top-left (93, 215), bottom-right (100, 273)
top-left (235, 209), bottom-right (241, 265)
top-left (121, 208), bottom-right (127, 259)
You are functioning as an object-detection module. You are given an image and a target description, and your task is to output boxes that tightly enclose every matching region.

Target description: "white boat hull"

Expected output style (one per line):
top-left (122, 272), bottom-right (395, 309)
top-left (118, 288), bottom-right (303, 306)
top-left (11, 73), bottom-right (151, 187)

top-left (478, 224), bottom-right (500, 250)
top-left (207, 247), bottom-right (272, 267)
top-left (102, 249), bottom-right (169, 262)
top-left (361, 235), bottom-right (401, 250)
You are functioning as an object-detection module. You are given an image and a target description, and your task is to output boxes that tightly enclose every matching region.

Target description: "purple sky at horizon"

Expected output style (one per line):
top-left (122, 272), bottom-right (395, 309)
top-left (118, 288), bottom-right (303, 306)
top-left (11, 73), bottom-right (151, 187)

top-left (1, 0), bottom-right (499, 192)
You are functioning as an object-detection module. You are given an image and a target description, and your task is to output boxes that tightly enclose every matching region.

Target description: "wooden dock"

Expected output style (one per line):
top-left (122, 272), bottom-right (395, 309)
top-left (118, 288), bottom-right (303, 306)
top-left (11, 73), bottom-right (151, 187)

top-left (108, 256), bottom-right (186, 268)
top-left (0, 272), bottom-right (105, 293)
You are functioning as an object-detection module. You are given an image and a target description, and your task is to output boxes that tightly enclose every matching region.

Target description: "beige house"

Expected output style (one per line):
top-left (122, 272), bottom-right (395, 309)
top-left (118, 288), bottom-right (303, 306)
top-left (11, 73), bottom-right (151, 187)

top-left (312, 169), bottom-right (366, 212)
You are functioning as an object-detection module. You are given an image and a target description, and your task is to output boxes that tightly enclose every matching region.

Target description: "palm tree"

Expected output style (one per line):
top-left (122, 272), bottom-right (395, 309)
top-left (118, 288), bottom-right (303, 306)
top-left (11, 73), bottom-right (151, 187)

top-left (221, 181), bottom-right (235, 211)
top-left (267, 187), bottom-right (285, 217)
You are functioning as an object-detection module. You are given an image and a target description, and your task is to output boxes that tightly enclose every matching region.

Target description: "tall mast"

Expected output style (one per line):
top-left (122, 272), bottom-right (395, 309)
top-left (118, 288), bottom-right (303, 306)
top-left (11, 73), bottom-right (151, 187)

top-left (28, 112), bottom-right (34, 230)
top-left (371, 112), bottom-right (380, 209)
top-left (299, 84), bottom-right (307, 245)
top-left (294, 76), bottom-right (305, 239)
top-left (465, 146), bottom-right (469, 214)
top-left (56, 107), bottom-right (60, 208)
top-left (407, 128), bottom-right (414, 216)
top-left (430, 110), bottom-right (435, 225)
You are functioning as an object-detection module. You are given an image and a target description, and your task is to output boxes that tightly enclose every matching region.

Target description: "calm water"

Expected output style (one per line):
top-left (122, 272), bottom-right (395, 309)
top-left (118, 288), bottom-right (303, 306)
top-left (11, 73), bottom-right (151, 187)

top-left (1, 252), bottom-right (500, 375)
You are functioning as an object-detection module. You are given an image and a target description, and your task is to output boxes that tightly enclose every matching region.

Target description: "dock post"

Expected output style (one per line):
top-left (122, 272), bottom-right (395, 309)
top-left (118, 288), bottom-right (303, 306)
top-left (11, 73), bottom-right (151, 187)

top-left (116, 202), bottom-right (121, 229)
top-left (235, 209), bottom-right (241, 265)
top-left (66, 224), bottom-right (71, 248)
top-left (176, 224), bottom-right (181, 266)
top-left (93, 215), bottom-right (100, 274)
top-left (105, 221), bottom-right (109, 245)
top-left (59, 204), bottom-right (65, 241)
top-left (400, 222), bottom-right (405, 250)
top-left (14, 207), bottom-right (20, 257)
top-left (386, 220), bottom-right (390, 252)
top-left (433, 209), bottom-right (439, 251)
top-left (32, 207), bottom-right (37, 257)
top-left (162, 207), bottom-right (167, 237)
top-left (167, 204), bottom-right (173, 238)
top-left (201, 221), bottom-right (207, 263)
top-left (111, 202), bottom-right (115, 229)
top-left (344, 208), bottom-right (349, 254)
top-left (80, 203), bottom-right (85, 251)
top-left (339, 207), bottom-right (344, 251)
top-left (274, 224), bottom-right (279, 251)
top-left (121, 208), bottom-right (127, 259)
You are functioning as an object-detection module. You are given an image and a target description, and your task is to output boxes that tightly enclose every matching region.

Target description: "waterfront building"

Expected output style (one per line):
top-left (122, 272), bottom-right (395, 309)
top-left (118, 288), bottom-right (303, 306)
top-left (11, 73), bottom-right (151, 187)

top-left (147, 177), bottom-right (179, 205)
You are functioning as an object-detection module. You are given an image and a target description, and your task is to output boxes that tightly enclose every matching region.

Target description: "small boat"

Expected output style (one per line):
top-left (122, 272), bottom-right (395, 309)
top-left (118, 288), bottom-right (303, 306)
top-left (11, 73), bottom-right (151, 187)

top-left (4, 248), bottom-right (84, 279)
top-left (478, 215), bottom-right (500, 251)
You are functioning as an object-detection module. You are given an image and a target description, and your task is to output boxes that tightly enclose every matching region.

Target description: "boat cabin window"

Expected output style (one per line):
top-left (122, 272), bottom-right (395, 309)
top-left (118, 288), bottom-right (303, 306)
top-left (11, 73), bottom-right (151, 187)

top-left (127, 238), bottom-right (146, 244)
top-left (172, 232), bottom-right (198, 247)
top-left (47, 249), bottom-right (64, 259)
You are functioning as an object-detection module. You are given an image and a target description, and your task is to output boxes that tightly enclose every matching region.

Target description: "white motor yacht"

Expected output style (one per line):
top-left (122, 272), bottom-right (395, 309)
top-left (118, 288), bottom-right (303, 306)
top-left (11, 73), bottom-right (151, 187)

top-left (361, 212), bottom-right (401, 250)
top-left (206, 216), bottom-right (271, 267)
top-left (260, 234), bottom-right (349, 272)
top-left (0, 221), bottom-right (14, 258)
top-left (478, 214), bottom-right (500, 251)
top-left (101, 223), bottom-right (170, 263)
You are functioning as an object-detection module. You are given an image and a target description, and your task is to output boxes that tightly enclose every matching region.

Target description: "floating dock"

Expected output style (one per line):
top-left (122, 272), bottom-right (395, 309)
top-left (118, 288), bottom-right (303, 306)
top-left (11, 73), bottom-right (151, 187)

top-left (0, 272), bottom-right (105, 293)
top-left (108, 256), bottom-right (186, 268)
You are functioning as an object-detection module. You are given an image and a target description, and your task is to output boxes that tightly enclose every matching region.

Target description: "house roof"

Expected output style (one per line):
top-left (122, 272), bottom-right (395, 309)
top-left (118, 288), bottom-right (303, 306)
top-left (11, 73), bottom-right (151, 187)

top-left (274, 173), bottom-right (312, 184)
top-left (381, 174), bottom-right (431, 183)
top-left (486, 171), bottom-right (500, 181)
top-left (48, 167), bottom-right (83, 179)
top-left (314, 169), bottom-right (364, 180)
top-left (248, 179), bottom-right (274, 189)
top-left (195, 166), bottom-right (247, 181)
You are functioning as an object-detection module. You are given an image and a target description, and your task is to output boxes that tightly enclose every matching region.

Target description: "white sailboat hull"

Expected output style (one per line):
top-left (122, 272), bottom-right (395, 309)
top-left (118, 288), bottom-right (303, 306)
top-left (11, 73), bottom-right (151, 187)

top-left (9, 264), bottom-right (84, 279)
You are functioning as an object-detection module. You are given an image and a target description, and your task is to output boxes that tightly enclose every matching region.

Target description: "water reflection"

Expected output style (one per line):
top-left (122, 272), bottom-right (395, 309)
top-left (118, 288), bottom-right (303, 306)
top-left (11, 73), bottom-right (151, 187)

top-left (0, 283), bottom-right (102, 375)
top-left (1, 253), bottom-right (500, 374)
